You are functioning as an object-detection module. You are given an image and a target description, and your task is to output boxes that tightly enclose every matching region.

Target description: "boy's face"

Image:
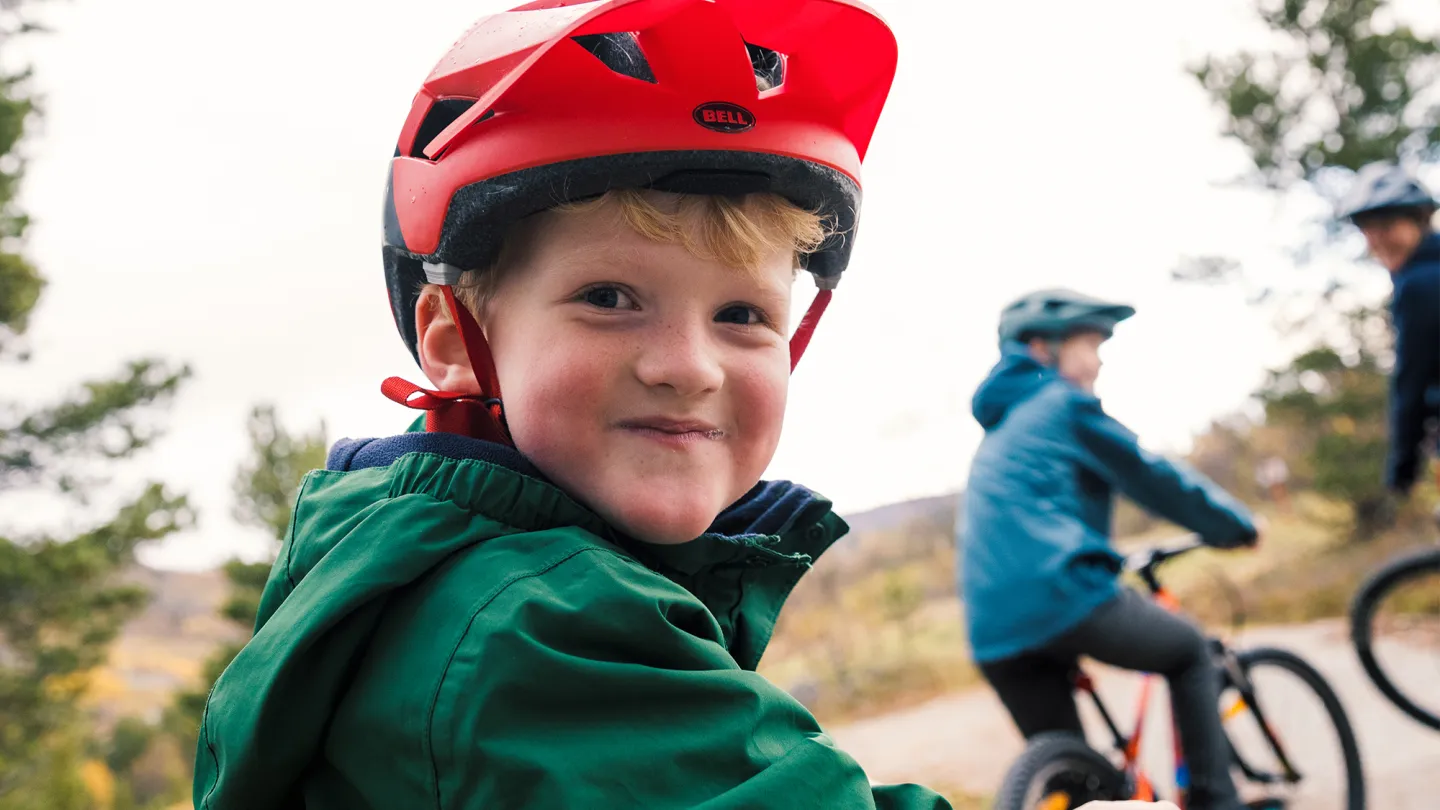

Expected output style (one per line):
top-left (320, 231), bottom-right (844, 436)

top-left (473, 195), bottom-right (794, 544)
top-left (1030, 331), bottom-right (1105, 394)
top-left (1057, 331), bottom-right (1106, 394)
top-left (1356, 211), bottom-right (1427, 273)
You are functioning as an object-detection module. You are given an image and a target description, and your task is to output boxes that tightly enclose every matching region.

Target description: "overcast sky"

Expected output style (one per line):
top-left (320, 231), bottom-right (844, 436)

top-left (5, 0), bottom-right (1433, 571)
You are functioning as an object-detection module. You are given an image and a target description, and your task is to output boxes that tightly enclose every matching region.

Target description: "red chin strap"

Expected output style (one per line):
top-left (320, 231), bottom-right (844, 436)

top-left (381, 287), bottom-right (511, 445)
top-left (789, 288), bottom-right (832, 371)
top-left (384, 286), bottom-right (834, 444)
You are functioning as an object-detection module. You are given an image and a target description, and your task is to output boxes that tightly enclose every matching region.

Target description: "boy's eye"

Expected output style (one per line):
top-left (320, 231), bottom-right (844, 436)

top-left (582, 286), bottom-right (635, 309)
top-left (715, 304), bottom-right (764, 326)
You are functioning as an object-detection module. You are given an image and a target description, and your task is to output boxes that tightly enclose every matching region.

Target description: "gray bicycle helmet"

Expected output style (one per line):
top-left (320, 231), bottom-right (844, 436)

top-left (1336, 162), bottom-right (1437, 222)
top-left (997, 288), bottom-right (1136, 346)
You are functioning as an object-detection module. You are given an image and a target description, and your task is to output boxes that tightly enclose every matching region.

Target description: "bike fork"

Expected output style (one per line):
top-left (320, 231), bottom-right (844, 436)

top-left (1217, 645), bottom-right (1304, 785)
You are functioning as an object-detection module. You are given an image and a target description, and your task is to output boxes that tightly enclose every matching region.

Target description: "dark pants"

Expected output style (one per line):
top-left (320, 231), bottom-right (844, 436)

top-left (979, 589), bottom-right (1241, 810)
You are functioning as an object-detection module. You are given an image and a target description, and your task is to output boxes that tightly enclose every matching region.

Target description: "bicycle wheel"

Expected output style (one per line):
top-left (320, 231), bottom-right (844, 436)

top-left (1350, 546), bottom-right (1440, 730)
top-left (1222, 647), bottom-right (1365, 810)
top-left (993, 732), bottom-right (1129, 810)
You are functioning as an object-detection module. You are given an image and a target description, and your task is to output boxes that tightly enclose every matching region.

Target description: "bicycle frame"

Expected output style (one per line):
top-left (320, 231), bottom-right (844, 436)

top-left (1070, 589), bottom-right (1189, 805)
top-left (1069, 540), bottom-right (1305, 808)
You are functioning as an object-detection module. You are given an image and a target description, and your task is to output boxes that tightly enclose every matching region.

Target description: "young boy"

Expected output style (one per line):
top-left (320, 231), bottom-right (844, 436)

top-left (191, 1), bottom-right (962, 807)
top-left (1337, 163), bottom-right (1439, 496)
top-left (959, 289), bottom-right (1262, 810)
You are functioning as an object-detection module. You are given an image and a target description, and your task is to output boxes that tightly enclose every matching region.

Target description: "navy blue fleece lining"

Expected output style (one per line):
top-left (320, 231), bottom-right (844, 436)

top-left (710, 480), bottom-right (825, 537)
top-left (327, 433), bottom-right (547, 481)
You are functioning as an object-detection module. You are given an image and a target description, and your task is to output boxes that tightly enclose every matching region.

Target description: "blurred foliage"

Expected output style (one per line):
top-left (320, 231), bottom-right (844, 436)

top-left (1182, 0), bottom-right (1438, 304)
top-left (104, 719), bottom-right (153, 779)
top-left (1, 361), bottom-right (191, 495)
top-left (0, 484), bottom-right (190, 794)
top-left (1152, 302), bottom-right (1402, 538)
top-left (230, 405), bottom-right (328, 543)
top-left (0, 725), bottom-right (92, 810)
top-left (1258, 305), bottom-right (1396, 536)
top-left (1162, 489), bottom-right (1438, 628)
top-left (166, 405), bottom-right (325, 772)
top-left (763, 510), bottom-right (981, 724)
top-left (0, 3), bottom-right (191, 807)
top-left (0, 2), bottom-right (44, 357)
top-left (1193, 0), bottom-right (1439, 189)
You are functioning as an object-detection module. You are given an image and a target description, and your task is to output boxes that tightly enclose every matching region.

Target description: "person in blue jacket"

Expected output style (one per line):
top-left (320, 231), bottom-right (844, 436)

top-left (959, 289), bottom-right (1261, 810)
top-left (1336, 163), bottom-right (1439, 495)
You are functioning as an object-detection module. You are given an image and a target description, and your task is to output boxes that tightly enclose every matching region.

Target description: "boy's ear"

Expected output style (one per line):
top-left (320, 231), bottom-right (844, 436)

top-left (1025, 338), bottom-right (1054, 366)
top-left (415, 287), bottom-right (481, 394)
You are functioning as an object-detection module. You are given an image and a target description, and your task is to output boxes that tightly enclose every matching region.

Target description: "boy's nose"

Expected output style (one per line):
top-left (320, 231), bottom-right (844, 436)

top-left (632, 320), bottom-right (725, 397)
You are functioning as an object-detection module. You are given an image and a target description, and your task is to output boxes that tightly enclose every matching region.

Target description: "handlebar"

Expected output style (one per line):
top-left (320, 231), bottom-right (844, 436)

top-left (1124, 534), bottom-right (1205, 594)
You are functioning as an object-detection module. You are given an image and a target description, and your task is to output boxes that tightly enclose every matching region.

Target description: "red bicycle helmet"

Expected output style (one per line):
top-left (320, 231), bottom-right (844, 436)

top-left (381, 0), bottom-right (897, 440)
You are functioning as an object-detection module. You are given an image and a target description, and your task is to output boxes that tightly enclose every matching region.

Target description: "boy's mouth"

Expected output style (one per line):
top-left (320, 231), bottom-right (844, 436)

top-left (616, 416), bottom-right (725, 445)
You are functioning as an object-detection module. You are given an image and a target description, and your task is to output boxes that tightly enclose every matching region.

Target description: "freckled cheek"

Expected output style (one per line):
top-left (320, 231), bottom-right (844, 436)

top-left (729, 355), bottom-right (790, 463)
top-left (500, 338), bottom-right (623, 459)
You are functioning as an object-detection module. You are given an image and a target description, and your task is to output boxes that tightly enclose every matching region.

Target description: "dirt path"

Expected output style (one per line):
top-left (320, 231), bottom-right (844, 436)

top-left (830, 620), bottom-right (1440, 807)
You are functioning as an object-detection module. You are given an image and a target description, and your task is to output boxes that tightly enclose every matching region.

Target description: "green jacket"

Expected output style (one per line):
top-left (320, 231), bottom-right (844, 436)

top-left (193, 433), bottom-right (951, 809)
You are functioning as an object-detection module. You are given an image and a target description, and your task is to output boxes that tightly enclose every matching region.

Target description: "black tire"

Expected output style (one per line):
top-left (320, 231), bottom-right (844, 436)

top-left (1349, 546), bottom-right (1440, 730)
top-left (1229, 647), bottom-right (1365, 810)
top-left (993, 732), bottom-right (1128, 810)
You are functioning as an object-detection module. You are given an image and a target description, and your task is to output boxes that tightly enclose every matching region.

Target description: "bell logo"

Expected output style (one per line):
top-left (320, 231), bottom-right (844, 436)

top-left (693, 102), bottom-right (755, 133)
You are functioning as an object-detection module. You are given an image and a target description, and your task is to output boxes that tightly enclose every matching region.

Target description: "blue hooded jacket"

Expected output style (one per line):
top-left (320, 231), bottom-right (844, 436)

top-left (959, 342), bottom-right (1257, 663)
top-left (1387, 231), bottom-right (1440, 492)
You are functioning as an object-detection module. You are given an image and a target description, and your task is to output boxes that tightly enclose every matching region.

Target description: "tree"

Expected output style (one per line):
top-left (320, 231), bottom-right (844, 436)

top-left (1182, 0), bottom-right (1438, 284)
top-left (212, 404), bottom-right (327, 668)
top-left (0, 4), bottom-right (47, 361)
top-left (104, 719), bottom-right (153, 778)
top-left (1257, 305), bottom-right (1393, 536)
top-left (100, 717), bottom-right (186, 810)
top-left (220, 404), bottom-right (328, 640)
top-left (1193, 0), bottom-right (1438, 192)
top-left (0, 1), bottom-right (190, 804)
top-left (0, 727), bottom-right (91, 810)
top-left (166, 406), bottom-right (325, 762)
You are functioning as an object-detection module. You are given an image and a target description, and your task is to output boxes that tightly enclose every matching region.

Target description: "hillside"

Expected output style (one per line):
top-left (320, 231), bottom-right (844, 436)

top-left (91, 566), bottom-right (243, 728)
top-left (840, 492), bottom-right (958, 537)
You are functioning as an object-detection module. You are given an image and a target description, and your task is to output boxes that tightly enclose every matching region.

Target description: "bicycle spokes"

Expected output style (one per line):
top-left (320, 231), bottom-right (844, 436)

top-left (1223, 650), bottom-right (1361, 810)
top-left (1222, 692), bottom-right (1302, 784)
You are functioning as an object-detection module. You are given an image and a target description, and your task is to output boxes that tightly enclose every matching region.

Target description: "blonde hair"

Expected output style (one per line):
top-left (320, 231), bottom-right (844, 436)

top-left (433, 190), bottom-right (831, 319)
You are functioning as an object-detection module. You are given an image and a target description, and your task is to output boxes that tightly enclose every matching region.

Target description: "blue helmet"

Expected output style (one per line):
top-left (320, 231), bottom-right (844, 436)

top-left (1336, 162), bottom-right (1436, 222)
top-left (997, 288), bottom-right (1135, 346)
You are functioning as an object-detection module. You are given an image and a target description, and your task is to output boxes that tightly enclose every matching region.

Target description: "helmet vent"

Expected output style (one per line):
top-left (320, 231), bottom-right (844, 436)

top-left (571, 33), bottom-right (657, 84)
top-left (746, 42), bottom-right (784, 90)
top-left (412, 98), bottom-right (490, 159)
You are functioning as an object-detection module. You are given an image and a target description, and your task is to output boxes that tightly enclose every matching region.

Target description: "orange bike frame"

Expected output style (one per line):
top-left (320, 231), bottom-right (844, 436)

top-left (1072, 586), bottom-right (1191, 808)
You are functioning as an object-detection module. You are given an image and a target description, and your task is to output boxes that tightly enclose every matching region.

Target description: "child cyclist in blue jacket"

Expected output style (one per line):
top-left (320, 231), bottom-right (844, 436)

top-left (960, 289), bottom-right (1261, 810)
top-left (1336, 163), bottom-right (1440, 496)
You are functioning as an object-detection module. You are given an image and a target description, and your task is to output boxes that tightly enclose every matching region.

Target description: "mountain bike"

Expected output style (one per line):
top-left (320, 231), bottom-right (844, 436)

top-left (993, 539), bottom-right (1365, 810)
